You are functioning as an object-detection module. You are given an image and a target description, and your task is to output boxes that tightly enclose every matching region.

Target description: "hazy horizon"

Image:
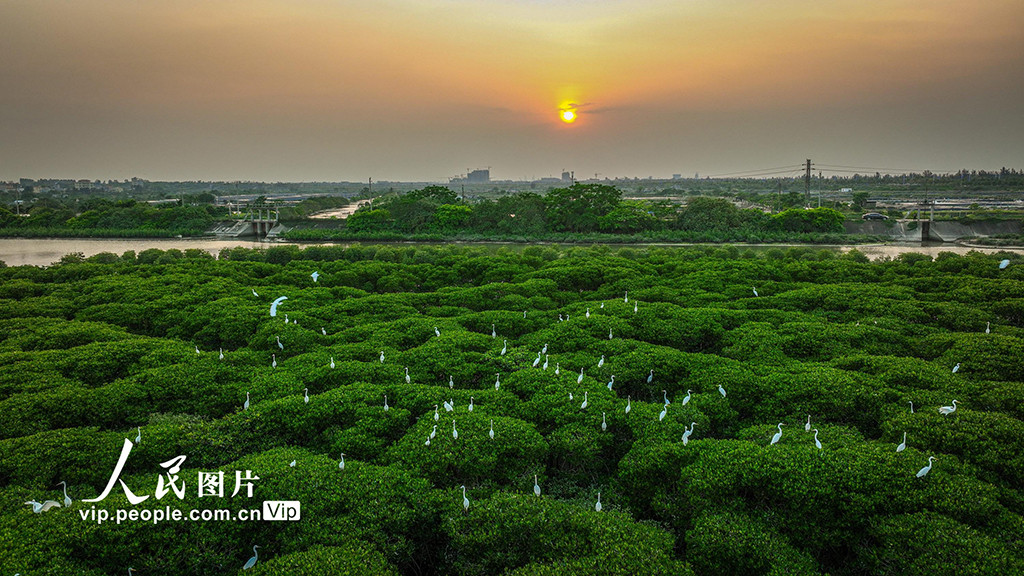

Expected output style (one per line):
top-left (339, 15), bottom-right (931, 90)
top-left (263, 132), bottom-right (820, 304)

top-left (2, 0), bottom-right (1022, 182)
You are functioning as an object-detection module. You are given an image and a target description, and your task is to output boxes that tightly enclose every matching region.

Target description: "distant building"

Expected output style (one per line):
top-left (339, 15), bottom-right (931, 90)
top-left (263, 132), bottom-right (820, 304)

top-left (673, 174), bottom-right (681, 180)
top-left (467, 169), bottom-right (490, 183)
top-left (840, 188), bottom-right (853, 193)
top-left (561, 171), bottom-right (572, 183)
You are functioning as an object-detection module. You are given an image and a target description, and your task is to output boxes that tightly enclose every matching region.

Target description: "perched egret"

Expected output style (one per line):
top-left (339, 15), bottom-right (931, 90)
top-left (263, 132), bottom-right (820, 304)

top-left (663, 390), bottom-right (670, 405)
top-left (379, 351), bottom-right (385, 364)
top-left (311, 271), bottom-right (320, 282)
top-left (135, 427), bottom-right (142, 445)
top-left (244, 392), bottom-right (250, 411)
top-left (770, 423), bottom-right (784, 445)
top-left (383, 395), bottom-right (390, 412)
top-left (533, 353), bottom-right (542, 368)
top-left (428, 424), bottom-right (437, 440)
top-left (813, 429), bottom-right (822, 450)
top-left (986, 322), bottom-right (990, 334)
top-left (524, 310), bottom-right (528, 318)
top-left (289, 460), bottom-right (296, 467)
top-left (916, 456), bottom-right (936, 478)
top-left (718, 385), bottom-right (727, 398)
top-left (595, 492), bottom-right (602, 512)
top-left (252, 288), bottom-right (259, 297)
top-left (449, 375), bottom-right (454, 389)
top-left (939, 400), bottom-right (959, 415)
top-left (598, 355), bottom-right (605, 368)
top-left (601, 302), bottom-right (605, 308)
top-left (269, 296), bottom-right (287, 317)
top-left (405, 367), bottom-right (411, 384)
top-left (303, 388), bottom-right (309, 404)
top-left (492, 324), bottom-right (496, 338)
top-left (495, 373), bottom-right (501, 390)
top-left (434, 405), bottom-right (440, 421)
top-left (897, 432), bottom-right (907, 452)
top-left (624, 291), bottom-right (629, 303)
top-left (57, 481), bottom-right (72, 507)
top-left (682, 422), bottom-right (696, 445)
top-left (659, 404), bottom-right (668, 422)
top-left (534, 475), bottom-right (541, 497)
top-left (581, 392), bottom-right (589, 410)
top-left (500, 340), bottom-right (507, 356)
top-left (542, 343), bottom-right (548, 354)
top-left (647, 369), bottom-right (654, 383)
top-left (753, 287), bottom-right (759, 297)
top-left (453, 419), bottom-right (458, 439)
top-left (558, 314), bottom-right (563, 322)
top-left (682, 390), bottom-right (691, 406)
top-left (339, 453), bottom-right (345, 470)
top-left (909, 400), bottom-right (914, 414)
top-left (271, 354), bottom-right (277, 369)
top-left (25, 500), bottom-right (61, 513)
top-left (242, 545), bottom-right (260, 570)
top-left (586, 308), bottom-right (591, 318)
top-left (489, 419), bottom-right (495, 440)
top-left (569, 392), bottom-right (574, 401)
top-left (634, 302), bottom-right (638, 313)
top-left (805, 415), bottom-right (811, 432)
top-left (322, 327), bottom-right (327, 336)
top-left (625, 396), bottom-right (632, 414)
top-left (609, 329), bottom-right (614, 340)
top-left (577, 368), bottom-right (585, 384)
top-left (219, 348), bottom-right (224, 361)
top-left (425, 436), bottom-right (431, 446)
top-left (607, 375), bottom-right (615, 390)
top-left (284, 314), bottom-right (289, 324)
top-left (468, 396), bottom-right (474, 412)
top-left (542, 355), bottom-right (549, 371)
top-left (434, 326), bottom-right (441, 337)
top-left (276, 336), bottom-right (284, 350)
top-left (952, 363), bottom-right (961, 373)
top-left (601, 412), bottom-right (607, 431)
top-left (195, 345), bottom-right (201, 355)
top-left (461, 485), bottom-right (470, 511)
top-left (444, 399), bottom-right (453, 412)
top-left (555, 363), bottom-right (560, 376)
top-left (1000, 259), bottom-right (1010, 269)
top-left (330, 356), bottom-right (335, 369)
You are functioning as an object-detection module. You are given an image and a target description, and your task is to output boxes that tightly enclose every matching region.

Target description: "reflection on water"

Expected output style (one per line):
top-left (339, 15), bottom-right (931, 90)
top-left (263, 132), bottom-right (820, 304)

top-left (0, 237), bottom-right (1022, 267)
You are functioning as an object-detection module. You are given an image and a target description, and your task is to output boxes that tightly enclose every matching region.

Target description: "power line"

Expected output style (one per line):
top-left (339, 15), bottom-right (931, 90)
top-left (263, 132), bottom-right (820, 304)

top-left (705, 165), bottom-right (803, 178)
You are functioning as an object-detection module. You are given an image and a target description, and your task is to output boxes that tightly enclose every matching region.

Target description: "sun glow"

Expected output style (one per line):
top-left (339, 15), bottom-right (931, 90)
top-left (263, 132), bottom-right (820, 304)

top-left (560, 109), bottom-right (576, 123)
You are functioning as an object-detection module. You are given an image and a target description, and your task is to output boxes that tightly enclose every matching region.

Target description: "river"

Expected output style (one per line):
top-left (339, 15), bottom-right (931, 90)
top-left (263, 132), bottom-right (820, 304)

top-left (0, 237), bottom-right (1022, 267)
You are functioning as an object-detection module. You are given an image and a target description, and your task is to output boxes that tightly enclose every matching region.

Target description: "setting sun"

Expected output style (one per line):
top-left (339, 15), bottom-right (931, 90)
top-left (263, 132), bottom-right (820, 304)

top-left (560, 109), bottom-right (576, 123)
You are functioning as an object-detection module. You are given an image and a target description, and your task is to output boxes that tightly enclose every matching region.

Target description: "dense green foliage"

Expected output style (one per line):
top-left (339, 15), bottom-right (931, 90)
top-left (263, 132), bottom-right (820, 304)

top-left (0, 198), bottom-right (226, 237)
top-left (2, 244), bottom-right (1023, 575)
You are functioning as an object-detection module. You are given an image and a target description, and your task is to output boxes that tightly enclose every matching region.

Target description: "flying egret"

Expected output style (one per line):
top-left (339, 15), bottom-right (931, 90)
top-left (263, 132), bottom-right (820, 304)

top-left (269, 296), bottom-right (287, 317)
top-left (625, 396), bottom-right (632, 414)
top-left (577, 368), bottom-right (585, 384)
top-left (384, 395), bottom-right (389, 412)
top-left (624, 291), bottom-right (628, 303)
top-left (952, 363), bottom-right (960, 373)
top-left (489, 419), bottom-right (495, 440)
top-left (543, 355), bottom-right (549, 370)
top-left (330, 356), bottom-right (335, 369)
top-left (753, 287), bottom-right (759, 297)
top-left (444, 399), bottom-right (453, 412)
top-left (495, 373), bottom-right (501, 390)
top-left (468, 397), bottom-right (474, 412)
top-left (602, 412), bottom-right (607, 431)
top-left (659, 404), bottom-right (668, 421)
top-left (242, 545), bottom-right (260, 570)
top-left (434, 405), bottom-right (440, 420)
top-left (985, 322), bottom-right (990, 334)
top-left (339, 453), bottom-right (345, 470)
top-left (311, 271), bottom-right (320, 282)
top-left (555, 363), bottom-right (560, 376)
top-left (897, 432), bottom-right (907, 452)
top-left (682, 422), bottom-right (696, 445)
top-left (461, 485), bottom-right (470, 511)
top-left (916, 456), bottom-right (936, 478)
top-left (813, 429), bottom-right (822, 450)
top-left (595, 492), bottom-right (602, 512)
top-left (939, 400), bottom-right (959, 415)
top-left (999, 259), bottom-right (1010, 269)
top-left (135, 427), bottom-right (141, 445)
top-left (718, 385), bottom-right (727, 398)
top-left (275, 336), bottom-right (284, 350)
top-left (581, 392), bottom-right (589, 410)
top-left (25, 500), bottom-right (61, 513)
top-left (434, 326), bottom-right (441, 337)
top-left (321, 327), bottom-right (327, 336)
top-left (770, 423), bottom-right (784, 445)
top-left (272, 354), bottom-right (277, 368)
top-left (57, 481), bottom-right (72, 507)
top-left (533, 353), bottom-right (542, 368)
top-left (379, 351), bottom-right (385, 363)
top-left (303, 388), bottom-right (309, 404)
top-left (195, 345), bottom-right (201, 355)
top-left (244, 392), bottom-right (250, 411)
top-left (449, 375), bottom-right (454, 389)
top-left (609, 329), bottom-right (613, 340)
top-left (805, 415), bottom-right (811, 432)
top-left (289, 460), bottom-right (296, 467)
top-left (663, 390), bottom-right (670, 405)
top-left (647, 369), bottom-right (654, 383)
top-left (500, 340), bottom-right (507, 355)
top-left (586, 308), bottom-right (591, 318)
top-left (598, 355), bottom-right (605, 368)
top-left (453, 420), bottom-right (458, 439)
top-left (909, 400), bottom-right (914, 413)
top-left (405, 367), bottom-right (410, 384)
top-left (219, 348), bottom-right (224, 360)
top-left (534, 475), bottom-right (541, 497)
top-left (542, 343), bottom-right (548, 354)
top-left (252, 289), bottom-right (259, 297)
top-left (682, 390), bottom-right (691, 405)
top-left (607, 375), bottom-right (615, 390)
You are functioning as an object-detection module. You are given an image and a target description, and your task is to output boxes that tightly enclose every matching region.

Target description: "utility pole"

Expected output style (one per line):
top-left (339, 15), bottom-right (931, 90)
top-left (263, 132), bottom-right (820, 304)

top-left (805, 158), bottom-right (812, 205)
top-left (368, 177), bottom-right (372, 197)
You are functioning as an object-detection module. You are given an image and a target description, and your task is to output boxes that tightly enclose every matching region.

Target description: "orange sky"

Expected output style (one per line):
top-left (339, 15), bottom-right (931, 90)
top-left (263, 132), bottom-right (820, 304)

top-left (1, 0), bottom-right (1022, 181)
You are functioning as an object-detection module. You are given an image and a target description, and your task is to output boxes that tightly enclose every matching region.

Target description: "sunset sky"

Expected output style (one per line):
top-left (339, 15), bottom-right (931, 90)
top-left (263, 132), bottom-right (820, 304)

top-left (1, 0), bottom-right (1022, 182)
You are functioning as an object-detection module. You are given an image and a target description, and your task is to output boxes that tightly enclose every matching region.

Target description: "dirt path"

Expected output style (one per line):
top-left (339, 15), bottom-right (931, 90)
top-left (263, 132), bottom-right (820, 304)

top-left (308, 199), bottom-right (371, 219)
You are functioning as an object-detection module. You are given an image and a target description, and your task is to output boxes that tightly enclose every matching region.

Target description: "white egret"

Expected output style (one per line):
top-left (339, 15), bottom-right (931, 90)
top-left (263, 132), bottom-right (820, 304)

top-left (129, 568), bottom-right (136, 575)
top-left (624, 291), bottom-right (628, 303)
top-left (999, 259), bottom-right (1010, 269)
top-left (609, 329), bottom-right (614, 340)
top-left (569, 392), bottom-right (574, 401)
top-left (500, 340), bottom-right (507, 355)
top-left (555, 363), bottom-right (560, 376)
top-left (303, 388), bottom-right (309, 404)
top-left (598, 355), bottom-right (605, 368)
top-left (558, 314), bottom-right (563, 322)
top-left (542, 343), bottom-right (548, 354)
top-left (682, 390), bottom-right (691, 406)
top-left (384, 395), bottom-right (390, 412)
top-left (577, 368), bottom-right (585, 384)
top-left (135, 427), bottom-right (141, 445)
top-left (449, 375), bottom-right (454, 389)
top-left (453, 420), bottom-right (458, 439)
top-left (339, 453), bottom-right (345, 470)
top-left (219, 348), bottom-right (224, 360)
top-left (330, 356), bottom-right (335, 369)
top-left (195, 345), bottom-right (201, 355)
top-left (272, 354), bottom-right (277, 368)
top-left (25, 500), bottom-right (61, 513)
top-left (659, 404), bottom-right (668, 422)
top-left (444, 399), bottom-right (453, 412)
top-left (252, 288), bottom-right (259, 297)
top-left (244, 392), bottom-right (250, 411)
top-left (242, 545), bottom-right (259, 570)
top-left (682, 422), bottom-right (696, 445)
top-left (916, 456), bottom-right (936, 478)
top-left (805, 415), bottom-right (811, 432)
top-left (634, 302), bottom-right (638, 313)
top-left (607, 375), bottom-right (616, 391)
top-left (897, 432), bottom-right (907, 452)
top-left (434, 405), bottom-right (440, 421)
top-left (909, 400), bottom-right (914, 413)
top-left (311, 271), bottom-right (320, 282)
top-left (581, 392), bottom-right (589, 410)
top-left (600, 411), bottom-right (608, 431)
top-left (543, 355), bottom-right (549, 371)
top-left (625, 396), bottom-right (632, 414)
top-left (425, 436), bottom-right (431, 446)
top-left (718, 385), bottom-right (726, 398)
top-left (952, 363), bottom-right (960, 373)
top-left (379, 351), bottom-right (385, 363)
top-left (57, 481), bottom-right (72, 507)
top-left (595, 492), bottom-right (602, 512)
top-left (813, 429), bottom-right (822, 450)
top-left (321, 327), bottom-right (327, 336)
top-left (284, 314), bottom-right (289, 324)
top-left (524, 310), bottom-right (527, 318)
top-left (663, 390), bottom-right (670, 405)
top-left (289, 460), bottom-right (296, 467)
top-left (269, 296), bottom-right (287, 317)
top-left (752, 287), bottom-right (759, 297)
top-left (489, 419), bottom-right (495, 440)
top-left (586, 308), bottom-right (591, 318)
top-left (939, 400), bottom-right (959, 415)
top-left (495, 373), bottom-right (501, 390)
top-left (600, 302), bottom-right (604, 308)
top-left (534, 475), bottom-right (541, 497)
top-left (434, 326), bottom-right (441, 337)
top-left (533, 353), bottom-right (542, 368)
top-left (429, 424), bottom-right (437, 439)
top-left (492, 324), bottom-right (496, 338)
top-left (461, 485), bottom-right (470, 511)
top-left (770, 423), bottom-right (784, 445)
top-left (985, 322), bottom-right (990, 334)
top-left (405, 367), bottom-right (411, 384)
top-left (647, 369), bottom-right (654, 384)
top-left (468, 396), bottom-right (474, 412)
